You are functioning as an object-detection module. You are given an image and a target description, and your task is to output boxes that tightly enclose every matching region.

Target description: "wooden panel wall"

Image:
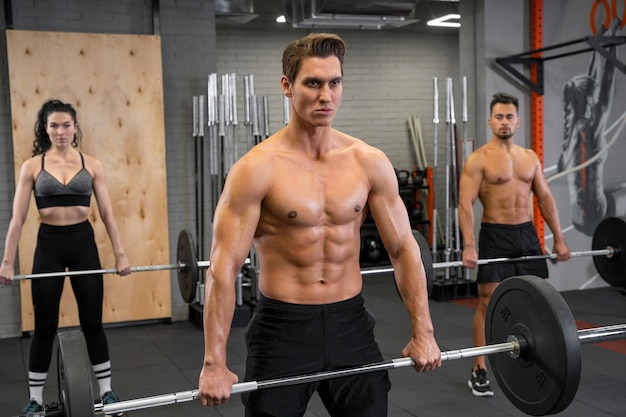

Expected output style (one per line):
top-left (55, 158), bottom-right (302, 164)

top-left (6, 30), bottom-right (172, 331)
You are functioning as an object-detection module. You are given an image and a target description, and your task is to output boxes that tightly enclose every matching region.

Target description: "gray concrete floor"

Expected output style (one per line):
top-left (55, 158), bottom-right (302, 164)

top-left (2, 274), bottom-right (626, 416)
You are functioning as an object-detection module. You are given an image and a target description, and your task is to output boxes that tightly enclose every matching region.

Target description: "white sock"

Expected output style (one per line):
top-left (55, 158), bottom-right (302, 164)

top-left (92, 361), bottom-right (113, 396)
top-left (28, 371), bottom-right (47, 405)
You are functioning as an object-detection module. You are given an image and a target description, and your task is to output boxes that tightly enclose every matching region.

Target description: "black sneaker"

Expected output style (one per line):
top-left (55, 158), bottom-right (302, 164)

top-left (102, 390), bottom-right (124, 416)
top-left (468, 366), bottom-right (494, 397)
top-left (22, 398), bottom-right (43, 414)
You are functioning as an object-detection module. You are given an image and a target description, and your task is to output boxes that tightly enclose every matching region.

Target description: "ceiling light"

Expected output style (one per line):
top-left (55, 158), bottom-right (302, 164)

top-left (276, 15), bottom-right (287, 23)
top-left (427, 13), bottom-right (460, 28)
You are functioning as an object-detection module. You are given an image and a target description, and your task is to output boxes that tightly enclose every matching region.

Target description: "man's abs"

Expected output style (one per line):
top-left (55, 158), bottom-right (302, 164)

top-left (257, 263), bottom-right (363, 305)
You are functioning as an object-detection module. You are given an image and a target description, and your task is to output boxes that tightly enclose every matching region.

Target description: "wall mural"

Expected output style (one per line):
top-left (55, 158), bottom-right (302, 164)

top-left (558, 17), bottom-right (621, 236)
top-left (541, 0), bottom-right (625, 289)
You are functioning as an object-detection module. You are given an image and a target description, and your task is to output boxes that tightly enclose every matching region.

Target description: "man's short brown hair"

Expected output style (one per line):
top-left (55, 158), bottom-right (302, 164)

top-left (282, 33), bottom-right (346, 83)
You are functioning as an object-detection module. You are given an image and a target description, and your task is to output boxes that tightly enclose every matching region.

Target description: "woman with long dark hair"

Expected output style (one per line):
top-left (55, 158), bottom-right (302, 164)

top-left (0, 99), bottom-right (131, 414)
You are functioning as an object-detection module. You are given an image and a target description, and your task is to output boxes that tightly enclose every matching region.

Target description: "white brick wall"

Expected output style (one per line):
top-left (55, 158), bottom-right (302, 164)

top-left (216, 29), bottom-right (459, 172)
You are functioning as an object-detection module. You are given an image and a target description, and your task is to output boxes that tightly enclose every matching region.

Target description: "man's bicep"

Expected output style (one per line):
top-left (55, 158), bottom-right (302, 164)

top-left (212, 168), bottom-right (264, 261)
top-left (531, 161), bottom-right (553, 201)
top-left (458, 164), bottom-right (482, 205)
top-left (368, 188), bottom-right (414, 259)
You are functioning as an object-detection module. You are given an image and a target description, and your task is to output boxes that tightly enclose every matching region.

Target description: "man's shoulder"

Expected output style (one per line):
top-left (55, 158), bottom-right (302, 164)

top-left (466, 144), bottom-right (491, 164)
top-left (512, 145), bottom-right (539, 161)
top-left (333, 129), bottom-right (363, 144)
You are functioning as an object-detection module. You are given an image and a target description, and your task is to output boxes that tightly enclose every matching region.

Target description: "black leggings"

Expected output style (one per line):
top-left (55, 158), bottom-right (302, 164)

top-left (29, 221), bottom-right (109, 372)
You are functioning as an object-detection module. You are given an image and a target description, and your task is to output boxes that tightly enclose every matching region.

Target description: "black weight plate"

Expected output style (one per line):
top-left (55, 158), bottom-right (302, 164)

top-left (412, 229), bottom-right (434, 296)
top-left (592, 217), bottom-right (626, 287)
top-left (57, 330), bottom-right (96, 417)
top-left (177, 229), bottom-right (199, 303)
top-left (485, 276), bottom-right (581, 416)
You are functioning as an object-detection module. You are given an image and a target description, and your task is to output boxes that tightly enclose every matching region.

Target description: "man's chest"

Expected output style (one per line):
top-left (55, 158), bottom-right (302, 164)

top-left (261, 167), bottom-right (369, 226)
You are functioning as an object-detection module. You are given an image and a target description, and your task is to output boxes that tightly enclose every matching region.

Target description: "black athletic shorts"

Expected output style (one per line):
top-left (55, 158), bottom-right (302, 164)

top-left (242, 293), bottom-right (391, 417)
top-left (476, 221), bottom-right (549, 283)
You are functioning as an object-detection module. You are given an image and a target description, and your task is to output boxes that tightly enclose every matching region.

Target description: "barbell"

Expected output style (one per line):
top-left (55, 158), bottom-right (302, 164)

top-left (11, 217), bottom-right (626, 303)
top-left (35, 275), bottom-right (626, 417)
top-left (11, 230), bottom-right (238, 304)
top-left (364, 216), bottom-right (625, 293)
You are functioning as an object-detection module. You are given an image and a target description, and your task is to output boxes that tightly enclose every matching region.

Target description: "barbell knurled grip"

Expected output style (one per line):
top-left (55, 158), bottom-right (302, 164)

top-left (234, 343), bottom-right (518, 392)
top-left (578, 323), bottom-right (626, 344)
top-left (191, 258), bottom-right (251, 270)
top-left (14, 264), bottom-right (182, 281)
top-left (130, 264), bottom-right (181, 273)
top-left (101, 389), bottom-right (199, 414)
top-left (441, 342), bottom-right (517, 361)
top-left (15, 267), bottom-right (121, 280)
top-left (231, 381), bottom-right (259, 394)
top-left (14, 258), bottom-right (251, 281)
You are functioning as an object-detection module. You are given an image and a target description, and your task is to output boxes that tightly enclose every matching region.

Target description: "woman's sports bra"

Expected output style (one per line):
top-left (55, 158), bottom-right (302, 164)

top-left (34, 152), bottom-right (93, 209)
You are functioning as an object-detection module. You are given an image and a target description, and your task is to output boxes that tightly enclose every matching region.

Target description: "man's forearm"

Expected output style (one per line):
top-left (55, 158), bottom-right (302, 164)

top-left (458, 203), bottom-right (476, 248)
top-left (393, 261), bottom-right (434, 336)
top-left (538, 198), bottom-right (566, 244)
top-left (202, 279), bottom-right (236, 367)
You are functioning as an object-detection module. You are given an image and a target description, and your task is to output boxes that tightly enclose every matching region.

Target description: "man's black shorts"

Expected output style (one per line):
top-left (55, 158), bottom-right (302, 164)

top-left (477, 221), bottom-right (549, 283)
top-left (242, 293), bottom-right (391, 417)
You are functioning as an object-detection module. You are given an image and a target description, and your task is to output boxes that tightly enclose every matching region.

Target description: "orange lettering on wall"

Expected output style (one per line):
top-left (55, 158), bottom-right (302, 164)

top-left (590, 0), bottom-right (611, 34)
top-left (590, 0), bottom-right (626, 33)
top-left (612, 0), bottom-right (626, 28)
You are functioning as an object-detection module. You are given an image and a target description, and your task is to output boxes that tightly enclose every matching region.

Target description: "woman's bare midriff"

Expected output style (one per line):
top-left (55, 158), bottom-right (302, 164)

top-left (38, 206), bottom-right (90, 226)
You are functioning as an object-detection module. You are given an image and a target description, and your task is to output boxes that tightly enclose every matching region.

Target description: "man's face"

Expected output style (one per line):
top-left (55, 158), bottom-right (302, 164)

top-left (282, 55), bottom-right (343, 128)
top-left (488, 103), bottom-right (520, 140)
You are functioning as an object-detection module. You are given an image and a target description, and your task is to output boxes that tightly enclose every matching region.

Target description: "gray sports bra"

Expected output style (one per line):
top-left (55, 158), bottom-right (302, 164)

top-left (34, 153), bottom-right (93, 209)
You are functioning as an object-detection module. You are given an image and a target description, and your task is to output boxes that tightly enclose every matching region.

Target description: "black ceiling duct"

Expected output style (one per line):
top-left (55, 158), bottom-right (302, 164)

top-left (311, 0), bottom-right (417, 16)
top-left (282, 0), bottom-right (419, 30)
top-left (215, 0), bottom-right (254, 16)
